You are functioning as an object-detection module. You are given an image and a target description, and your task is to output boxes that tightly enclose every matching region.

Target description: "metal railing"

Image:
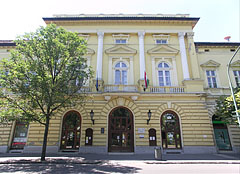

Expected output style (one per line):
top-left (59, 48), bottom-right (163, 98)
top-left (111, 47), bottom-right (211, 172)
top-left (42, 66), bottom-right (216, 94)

top-left (149, 86), bottom-right (185, 93)
top-left (104, 85), bottom-right (138, 92)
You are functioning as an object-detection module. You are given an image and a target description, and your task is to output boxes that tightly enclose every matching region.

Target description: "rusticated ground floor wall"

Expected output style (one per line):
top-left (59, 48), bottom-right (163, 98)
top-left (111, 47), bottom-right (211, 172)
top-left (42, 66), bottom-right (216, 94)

top-left (1, 94), bottom-right (239, 154)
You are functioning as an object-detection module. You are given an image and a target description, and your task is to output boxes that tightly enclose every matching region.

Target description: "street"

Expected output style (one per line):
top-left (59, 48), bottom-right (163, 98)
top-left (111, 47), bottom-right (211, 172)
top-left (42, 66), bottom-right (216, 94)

top-left (0, 161), bottom-right (239, 174)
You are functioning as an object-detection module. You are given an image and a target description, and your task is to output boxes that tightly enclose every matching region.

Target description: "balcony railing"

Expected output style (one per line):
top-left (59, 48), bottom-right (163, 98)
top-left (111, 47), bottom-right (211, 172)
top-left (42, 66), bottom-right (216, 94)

top-left (149, 86), bottom-right (185, 93)
top-left (104, 85), bottom-right (138, 92)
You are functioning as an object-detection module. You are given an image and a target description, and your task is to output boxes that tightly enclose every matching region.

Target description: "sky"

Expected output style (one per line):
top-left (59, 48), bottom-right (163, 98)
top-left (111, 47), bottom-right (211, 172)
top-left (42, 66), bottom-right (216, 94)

top-left (0, 0), bottom-right (239, 42)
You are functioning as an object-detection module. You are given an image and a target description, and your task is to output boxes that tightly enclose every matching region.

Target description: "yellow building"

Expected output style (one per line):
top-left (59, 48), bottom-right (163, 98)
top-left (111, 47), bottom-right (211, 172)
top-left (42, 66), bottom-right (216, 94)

top-left (0, 14), bottom-right (239, 154)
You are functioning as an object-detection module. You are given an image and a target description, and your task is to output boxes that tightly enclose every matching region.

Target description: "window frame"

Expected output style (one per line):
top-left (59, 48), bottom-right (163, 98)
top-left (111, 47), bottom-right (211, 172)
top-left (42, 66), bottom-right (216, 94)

top-left (233, 70), bottom-right (240, 87)
top-left (157, 61), bottom-right (172, 86)
top-left (114, 61), bottom-right (129, 85)
top-left (206, 70), bottom-right (218, 88)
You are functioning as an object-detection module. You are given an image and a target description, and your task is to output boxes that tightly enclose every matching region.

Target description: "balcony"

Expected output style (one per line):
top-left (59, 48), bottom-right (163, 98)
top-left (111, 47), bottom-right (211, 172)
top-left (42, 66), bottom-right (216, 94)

top-left (104, 85), bottom-right (138, 92)
top-left (78, 84), bottom-right (187, 94)
top-left (148, 86), bottom-right (186, 93)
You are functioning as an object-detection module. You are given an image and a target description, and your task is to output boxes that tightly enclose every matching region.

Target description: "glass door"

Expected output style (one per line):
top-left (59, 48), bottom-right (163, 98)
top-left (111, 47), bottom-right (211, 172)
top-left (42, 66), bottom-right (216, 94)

top-left (108, 107), bottom-right (134, 152)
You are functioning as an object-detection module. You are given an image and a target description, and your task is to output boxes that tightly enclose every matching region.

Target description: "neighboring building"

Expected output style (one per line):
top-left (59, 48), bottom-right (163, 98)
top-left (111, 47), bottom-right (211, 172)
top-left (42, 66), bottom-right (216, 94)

top-left (0, 14), bottom-right (239, 154)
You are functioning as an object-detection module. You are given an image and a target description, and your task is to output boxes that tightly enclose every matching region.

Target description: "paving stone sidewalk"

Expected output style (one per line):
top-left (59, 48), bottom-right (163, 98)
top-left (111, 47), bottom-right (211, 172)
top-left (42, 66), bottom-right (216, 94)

top-left (0, 152), bottom-right (239, 164)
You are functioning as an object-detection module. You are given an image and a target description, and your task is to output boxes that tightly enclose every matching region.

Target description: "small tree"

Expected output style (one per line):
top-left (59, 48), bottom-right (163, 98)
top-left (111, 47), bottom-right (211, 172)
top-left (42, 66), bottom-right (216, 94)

top-left (0, 24), bottom-right (93, 161)
top-left (215, 88), bottom-right (240, 124)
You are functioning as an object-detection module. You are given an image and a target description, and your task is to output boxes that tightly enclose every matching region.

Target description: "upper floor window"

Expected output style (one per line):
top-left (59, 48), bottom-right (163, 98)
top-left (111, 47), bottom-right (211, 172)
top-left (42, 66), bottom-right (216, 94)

top-left (115, 39), bottom-right (127, 44)
top-left (233, 70), bottom-right (240, 87)
top-left (156, 39), bottom-right (168, 44)
top-left (158, 62), bottom-right (171, 86)
top-left (206, 70), bottom-right (217, 88)
top-left (112, 34), bottom-right (129, 44)
top-left (153, 34), bottom-right (170, 45)
top-left (115, 62), bottom-right (128, 85)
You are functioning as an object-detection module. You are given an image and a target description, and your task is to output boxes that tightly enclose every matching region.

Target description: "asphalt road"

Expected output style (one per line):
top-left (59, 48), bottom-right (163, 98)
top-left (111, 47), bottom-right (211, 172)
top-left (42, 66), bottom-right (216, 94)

top-left (0, 161), bottom-right (239, 174)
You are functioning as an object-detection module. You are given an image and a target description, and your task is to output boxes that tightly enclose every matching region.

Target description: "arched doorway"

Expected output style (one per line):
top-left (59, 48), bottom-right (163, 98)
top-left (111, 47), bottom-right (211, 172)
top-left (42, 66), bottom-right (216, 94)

top-left (161, 111), bottom-right (182, 149)
top-left (60, 111), bottom-right (81, 150)
top-left (108, 107), bottom-right (134, 152)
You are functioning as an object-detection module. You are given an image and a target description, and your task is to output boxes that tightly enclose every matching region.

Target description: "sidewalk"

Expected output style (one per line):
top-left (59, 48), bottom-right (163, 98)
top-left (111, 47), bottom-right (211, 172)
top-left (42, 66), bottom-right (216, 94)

top-left (0, 152), bottom-right (239, 164)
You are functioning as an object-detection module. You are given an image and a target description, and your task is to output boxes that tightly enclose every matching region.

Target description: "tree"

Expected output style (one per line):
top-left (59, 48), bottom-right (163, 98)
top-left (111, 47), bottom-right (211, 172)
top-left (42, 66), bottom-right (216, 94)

top-left (215, 88), bottom-right (240, 124)
top-left (0, 24), bottom-right (93, 161)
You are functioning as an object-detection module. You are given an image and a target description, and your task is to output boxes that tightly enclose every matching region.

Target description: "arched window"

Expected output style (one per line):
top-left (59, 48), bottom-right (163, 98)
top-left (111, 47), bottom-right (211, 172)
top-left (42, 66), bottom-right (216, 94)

top-left (158, 62), bottom-right (171, 86)
top-left (114, 62), bottom-right (128, 85)
top-left (85, 128), bottom-right (93, 146)
top-left (149, 128), bottom-right (157, 146)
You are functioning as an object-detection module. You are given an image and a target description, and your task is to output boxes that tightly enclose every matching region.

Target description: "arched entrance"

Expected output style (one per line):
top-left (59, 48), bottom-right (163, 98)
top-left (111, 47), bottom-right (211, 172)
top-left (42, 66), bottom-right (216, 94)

top-left (108, 107), bottom-right (134, 152)
top-left (60, 111), bottom-right (81, 150)
top-left (161, 111), bottom-right (182, 149)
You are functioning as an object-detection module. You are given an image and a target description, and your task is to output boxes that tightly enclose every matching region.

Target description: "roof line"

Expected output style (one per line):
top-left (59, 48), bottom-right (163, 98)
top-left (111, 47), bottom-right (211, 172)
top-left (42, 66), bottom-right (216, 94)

top-left (42, 16), bottom-right (200, 22)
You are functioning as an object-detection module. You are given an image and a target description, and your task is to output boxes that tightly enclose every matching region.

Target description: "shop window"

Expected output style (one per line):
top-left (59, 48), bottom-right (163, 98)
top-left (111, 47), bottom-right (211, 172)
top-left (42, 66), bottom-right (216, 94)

top-left (149, 128), bottom-right (157, 146)
top-left (85, 128), bottom-right (93, 146)
top-left (11, 122), bottom-right (29, 150)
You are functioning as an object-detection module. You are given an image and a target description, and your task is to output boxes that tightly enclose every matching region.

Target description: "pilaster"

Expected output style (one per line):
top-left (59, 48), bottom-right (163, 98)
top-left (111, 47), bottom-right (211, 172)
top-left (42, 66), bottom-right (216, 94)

top-left (138, 31), bottom-right (146, 80)
top-left (96, 31), bottom-right (104, 80)
top-left (187, 32), bottom-right (200, 79)
top-left (178, 32), bottom-right (190, 80)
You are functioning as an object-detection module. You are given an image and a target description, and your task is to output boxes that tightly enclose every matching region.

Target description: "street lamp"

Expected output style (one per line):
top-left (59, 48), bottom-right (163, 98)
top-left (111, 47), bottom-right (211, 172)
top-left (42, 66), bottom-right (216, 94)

top-left (147, 110), bottom-right (152, 125)
top-left (227, 46), bottom-right (240, 127)
top-left (90, 110), bottom-right (95, 125)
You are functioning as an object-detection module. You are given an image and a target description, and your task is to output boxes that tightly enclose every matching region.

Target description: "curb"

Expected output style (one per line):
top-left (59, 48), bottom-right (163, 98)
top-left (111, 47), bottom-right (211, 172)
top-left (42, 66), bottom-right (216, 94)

top-left (0, 160), bottom-right (102, 165)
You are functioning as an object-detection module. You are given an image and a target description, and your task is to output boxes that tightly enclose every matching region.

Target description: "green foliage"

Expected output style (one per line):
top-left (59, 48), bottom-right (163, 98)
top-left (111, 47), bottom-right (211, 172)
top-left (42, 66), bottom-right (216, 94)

top-left (215, 88), bottom-right (240, 124)
top-left (0, 24), bottom-right (93, 124)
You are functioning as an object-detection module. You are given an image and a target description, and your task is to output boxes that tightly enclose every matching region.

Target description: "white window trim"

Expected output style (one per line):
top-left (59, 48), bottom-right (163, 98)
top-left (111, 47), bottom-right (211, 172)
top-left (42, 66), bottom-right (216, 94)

top-left (152, 34), bottom-right (170, 45)
top-left (203, 68), bottom-right (220, 88)
top-left (232, 70), bottom-right (240, 87)
top-left (152, 57), bottom-right (178, 86)
top-left (112, 34), bottom-right (129, 44)
top-left (108, 57), bottom-right (134, 85)
top-left (78, 34), bottom-right (90, 41)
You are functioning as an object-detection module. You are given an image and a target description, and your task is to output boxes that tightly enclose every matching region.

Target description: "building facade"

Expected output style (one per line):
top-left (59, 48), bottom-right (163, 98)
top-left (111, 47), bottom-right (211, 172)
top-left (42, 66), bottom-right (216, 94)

top-left (0, 14), bottom-right (240, 154)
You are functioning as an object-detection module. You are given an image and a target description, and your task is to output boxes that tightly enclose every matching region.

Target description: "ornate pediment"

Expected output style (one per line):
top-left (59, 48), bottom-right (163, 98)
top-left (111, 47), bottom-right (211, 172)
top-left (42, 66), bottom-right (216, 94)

top-left (147, 45), bottom-right (179, 55)
top-left (230, 60), bottom-right (240, 67)
top-left (86, 48), bottom-right (95, 55)
top-left (200, 60), bottom-right (220, 67)
top-left (105, 45), bottom-right (137, 54)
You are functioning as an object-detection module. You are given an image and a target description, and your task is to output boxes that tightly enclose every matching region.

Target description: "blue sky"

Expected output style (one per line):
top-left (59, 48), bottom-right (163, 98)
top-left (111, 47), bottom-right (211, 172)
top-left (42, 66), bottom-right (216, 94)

top-left (0, 0), bottom-right (239, 42)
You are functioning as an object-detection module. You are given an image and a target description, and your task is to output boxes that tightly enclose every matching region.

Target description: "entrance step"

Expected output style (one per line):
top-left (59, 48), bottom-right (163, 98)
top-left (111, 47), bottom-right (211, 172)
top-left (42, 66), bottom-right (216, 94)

top-left (163, 149), bottom-right (183, 154)
top-left (108, 152), bottom-right (134, 155)
top-left (9, 150), bottom-right (23, 153)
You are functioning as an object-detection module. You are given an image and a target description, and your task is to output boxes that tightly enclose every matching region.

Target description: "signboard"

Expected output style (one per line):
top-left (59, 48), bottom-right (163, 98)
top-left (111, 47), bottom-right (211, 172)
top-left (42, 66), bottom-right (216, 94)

top-left (138, 128), bottom-right (145, 134)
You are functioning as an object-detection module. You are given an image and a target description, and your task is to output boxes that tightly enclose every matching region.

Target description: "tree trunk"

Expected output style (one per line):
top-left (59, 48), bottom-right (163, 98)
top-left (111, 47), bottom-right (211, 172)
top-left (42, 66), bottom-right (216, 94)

top-left (41, 116), bottom-right (50, 161)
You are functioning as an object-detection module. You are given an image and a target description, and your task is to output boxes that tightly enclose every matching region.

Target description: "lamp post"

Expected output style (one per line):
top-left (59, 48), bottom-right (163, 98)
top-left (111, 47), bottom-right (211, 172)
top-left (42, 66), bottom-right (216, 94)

top-left (147, 110), bottom-right (152, 125)
top-left (227, 46), bottom-right (240, 127)
top-left (90, 110), bottom-right (95, 125)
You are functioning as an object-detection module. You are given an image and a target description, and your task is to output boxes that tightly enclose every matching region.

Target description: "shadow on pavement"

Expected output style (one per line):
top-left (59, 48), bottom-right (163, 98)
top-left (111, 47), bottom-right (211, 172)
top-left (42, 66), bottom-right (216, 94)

top-left (0, 161), bottom-right (141, 174)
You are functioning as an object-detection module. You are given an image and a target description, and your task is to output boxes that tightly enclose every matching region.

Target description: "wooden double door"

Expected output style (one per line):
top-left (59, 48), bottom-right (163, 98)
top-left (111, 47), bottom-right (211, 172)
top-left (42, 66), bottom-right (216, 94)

top-left (60, 111), bottom-right (81, 150)
top-left (108, 107), bottom-right (134, 152)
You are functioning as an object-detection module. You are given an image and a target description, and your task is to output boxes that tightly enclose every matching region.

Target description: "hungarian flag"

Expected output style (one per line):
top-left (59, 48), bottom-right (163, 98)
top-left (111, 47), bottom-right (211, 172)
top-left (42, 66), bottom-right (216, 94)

top-left (144, 71), bottom-right (149, 89)
top-left (224, 36), bottom-right (231, 41)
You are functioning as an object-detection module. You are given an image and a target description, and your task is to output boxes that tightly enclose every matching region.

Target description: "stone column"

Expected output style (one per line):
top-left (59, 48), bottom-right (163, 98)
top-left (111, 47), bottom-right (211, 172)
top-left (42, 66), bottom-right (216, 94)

top-left (187, 32), bottom-right (200, 79)
top-left (178, 32), bottom-right (190, 80)
top-left (96, 31), bottom-right (104, 79)
top-left (138, 31), bottom-right (146, 79)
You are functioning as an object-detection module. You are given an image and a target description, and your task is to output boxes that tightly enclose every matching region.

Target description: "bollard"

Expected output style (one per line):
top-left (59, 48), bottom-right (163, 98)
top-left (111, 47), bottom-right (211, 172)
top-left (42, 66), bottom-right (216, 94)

top-left (154, 147), bottom-right (162, 160)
